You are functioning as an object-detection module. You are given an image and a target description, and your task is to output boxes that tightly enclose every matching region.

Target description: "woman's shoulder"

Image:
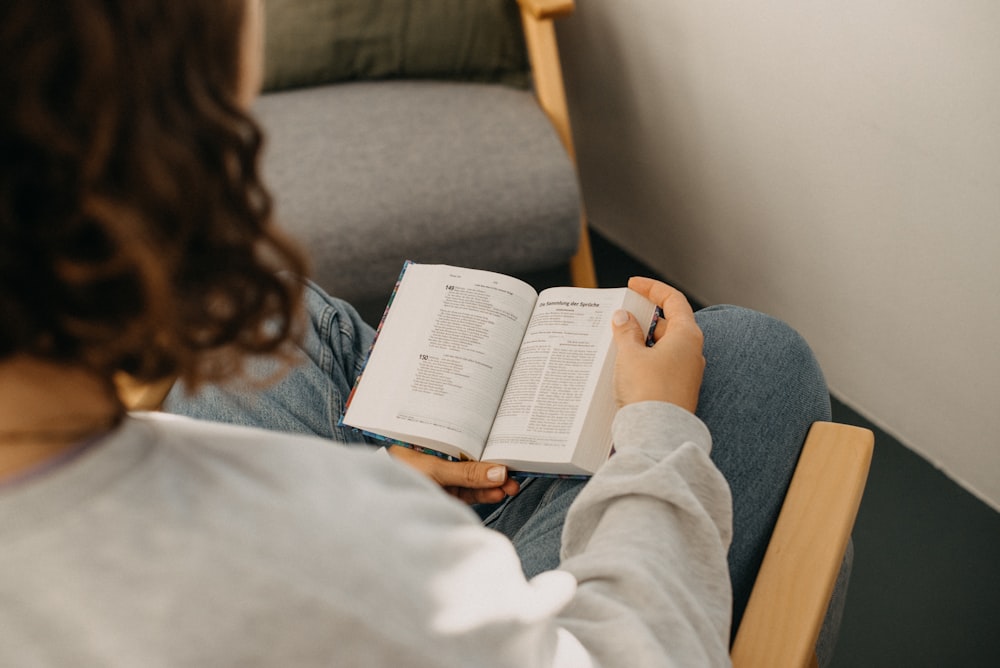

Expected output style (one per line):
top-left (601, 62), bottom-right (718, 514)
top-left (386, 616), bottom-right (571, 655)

top-left (128, 411), bottom-right (436, 499)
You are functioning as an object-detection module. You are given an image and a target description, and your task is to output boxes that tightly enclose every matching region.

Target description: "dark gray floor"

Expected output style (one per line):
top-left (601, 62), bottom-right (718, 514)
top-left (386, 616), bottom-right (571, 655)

top-left (575, 229), bottom-right (1000, 667)
top-left (829, 398), bottom-right (1000, 667)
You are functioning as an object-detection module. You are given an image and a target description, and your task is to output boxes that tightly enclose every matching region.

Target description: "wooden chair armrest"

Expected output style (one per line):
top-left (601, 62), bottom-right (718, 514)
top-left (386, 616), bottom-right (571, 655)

top-left (731, 421), bottom-right (874, 668)
top-left (517, 0), bottom-right (575, 158)
top-left (516, 0), bottom-right (597, 288)
top-left (517, 0), bottom-right (575, 21)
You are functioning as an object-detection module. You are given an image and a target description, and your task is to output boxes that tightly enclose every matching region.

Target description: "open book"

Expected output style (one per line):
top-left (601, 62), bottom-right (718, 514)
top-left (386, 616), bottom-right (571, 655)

top-left (340, 262), bottom-right (657, 476)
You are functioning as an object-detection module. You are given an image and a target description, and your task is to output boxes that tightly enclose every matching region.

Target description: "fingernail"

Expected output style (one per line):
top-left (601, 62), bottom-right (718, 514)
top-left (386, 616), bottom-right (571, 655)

top-left (612, 310), bottom-right (629, 326)
top-left (487, 466), bottom-right (506, 482)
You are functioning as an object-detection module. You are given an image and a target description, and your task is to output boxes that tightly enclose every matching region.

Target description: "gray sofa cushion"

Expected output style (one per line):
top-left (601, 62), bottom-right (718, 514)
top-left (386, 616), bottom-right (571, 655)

top-left (255, 80), bottom-right (581, 306)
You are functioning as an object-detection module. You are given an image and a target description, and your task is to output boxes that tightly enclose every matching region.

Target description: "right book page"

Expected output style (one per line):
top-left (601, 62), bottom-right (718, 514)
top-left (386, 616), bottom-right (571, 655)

top-left (482, 287), bottom-right (656, 475)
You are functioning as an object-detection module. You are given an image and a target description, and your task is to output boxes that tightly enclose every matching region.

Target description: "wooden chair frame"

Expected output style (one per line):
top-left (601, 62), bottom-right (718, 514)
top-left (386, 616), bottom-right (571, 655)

top-left (518, 0), bottom-right (598, 289)
top-left (732, 421), bottom-right (874, 667)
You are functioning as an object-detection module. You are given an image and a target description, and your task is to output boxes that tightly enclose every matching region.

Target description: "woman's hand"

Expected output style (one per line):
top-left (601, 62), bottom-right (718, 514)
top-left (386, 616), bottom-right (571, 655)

top-left (388, 446), bottom-right (520, 504)
top-left (611, 277), bottom-right (705, 413)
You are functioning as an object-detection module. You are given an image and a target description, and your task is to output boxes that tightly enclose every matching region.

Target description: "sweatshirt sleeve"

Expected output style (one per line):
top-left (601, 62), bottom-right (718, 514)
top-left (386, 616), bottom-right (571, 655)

top-left (555, 401), bottom-right (734, 667)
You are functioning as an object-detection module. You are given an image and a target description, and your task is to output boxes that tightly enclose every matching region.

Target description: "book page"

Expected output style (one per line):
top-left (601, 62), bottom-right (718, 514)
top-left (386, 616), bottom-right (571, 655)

top-left (482, 287), bottom-right (637, 470)
top-left (341, 264), bottom-right (538, 460)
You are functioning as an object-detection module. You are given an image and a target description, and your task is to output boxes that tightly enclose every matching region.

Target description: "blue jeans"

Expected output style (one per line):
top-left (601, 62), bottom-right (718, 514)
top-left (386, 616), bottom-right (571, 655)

top-left (165, 281), bottom-right (836, 649)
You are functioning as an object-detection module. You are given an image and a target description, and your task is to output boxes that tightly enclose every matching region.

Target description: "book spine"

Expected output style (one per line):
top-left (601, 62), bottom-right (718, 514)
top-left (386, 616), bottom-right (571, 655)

top-left (338, 260), bottom-right (414, 428)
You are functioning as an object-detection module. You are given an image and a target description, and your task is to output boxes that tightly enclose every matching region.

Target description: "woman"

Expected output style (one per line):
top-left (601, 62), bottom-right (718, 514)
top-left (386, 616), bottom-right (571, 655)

top-left (0, 1), bottom-right (830, 665)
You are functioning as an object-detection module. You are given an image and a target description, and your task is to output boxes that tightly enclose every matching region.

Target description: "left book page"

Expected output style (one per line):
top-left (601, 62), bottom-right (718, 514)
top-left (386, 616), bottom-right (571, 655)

top-left (340, 262), bottom-right (539, 461)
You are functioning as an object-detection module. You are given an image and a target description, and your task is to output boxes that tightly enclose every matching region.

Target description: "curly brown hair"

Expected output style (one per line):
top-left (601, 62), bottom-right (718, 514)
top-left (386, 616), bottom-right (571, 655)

top-left (0, 0), bottom-right (309, 389)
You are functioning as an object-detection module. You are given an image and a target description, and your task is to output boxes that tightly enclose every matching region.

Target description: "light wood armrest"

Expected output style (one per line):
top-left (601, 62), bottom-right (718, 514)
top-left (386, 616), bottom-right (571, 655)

top-left (731, 422), bottom-right (874, 668)
top-left (518, 0), bottom-right (575, 20)
top-left (516, 0), bottom-right (597, 288)
top-left (517, 0), bottom-right (575, 157)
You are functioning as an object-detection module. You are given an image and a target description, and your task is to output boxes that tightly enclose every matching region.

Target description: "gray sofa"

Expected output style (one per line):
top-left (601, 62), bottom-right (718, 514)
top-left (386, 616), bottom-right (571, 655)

top-left (255, 0), bottom-right (584, 322)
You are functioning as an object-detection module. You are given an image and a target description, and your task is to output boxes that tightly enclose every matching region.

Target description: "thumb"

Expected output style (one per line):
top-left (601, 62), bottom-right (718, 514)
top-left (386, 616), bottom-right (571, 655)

top-left (611, 309), bottom-right (646, 350)
top-left (453, 461), bottom-right (509, 488)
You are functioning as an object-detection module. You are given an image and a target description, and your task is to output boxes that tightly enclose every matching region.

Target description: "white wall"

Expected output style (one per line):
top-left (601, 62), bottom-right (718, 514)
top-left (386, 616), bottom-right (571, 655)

top-left (557, 0), bottom-right (1000, 510)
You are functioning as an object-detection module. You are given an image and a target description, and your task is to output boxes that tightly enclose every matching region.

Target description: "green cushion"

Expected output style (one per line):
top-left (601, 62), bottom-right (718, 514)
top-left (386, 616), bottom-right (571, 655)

top-left (262, 0), bottom-right (530, 92)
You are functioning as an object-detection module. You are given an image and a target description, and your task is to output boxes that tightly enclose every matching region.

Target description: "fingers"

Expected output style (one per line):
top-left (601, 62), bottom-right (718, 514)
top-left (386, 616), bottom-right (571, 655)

top-left (448, 460), bottom-right (510, 489)
top-left (388, 446), bottom-right (520, 504)
top-left (612, 277), bottom-right (706, 411)
top-left (446, 467), bottom-right (520, 504)
top-left (627, 276), bottom-right (696, 321)
top-left (450, 483), bottom-right (515, 505)
top-left (627, 276), bottom-right (699, 344)
top-left (611, 308), bottom-right (647, 352)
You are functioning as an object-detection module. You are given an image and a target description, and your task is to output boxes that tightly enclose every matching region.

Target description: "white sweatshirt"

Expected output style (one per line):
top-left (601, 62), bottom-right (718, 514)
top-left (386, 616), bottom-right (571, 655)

top-left (0, 402), bottom-right (732, 667)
